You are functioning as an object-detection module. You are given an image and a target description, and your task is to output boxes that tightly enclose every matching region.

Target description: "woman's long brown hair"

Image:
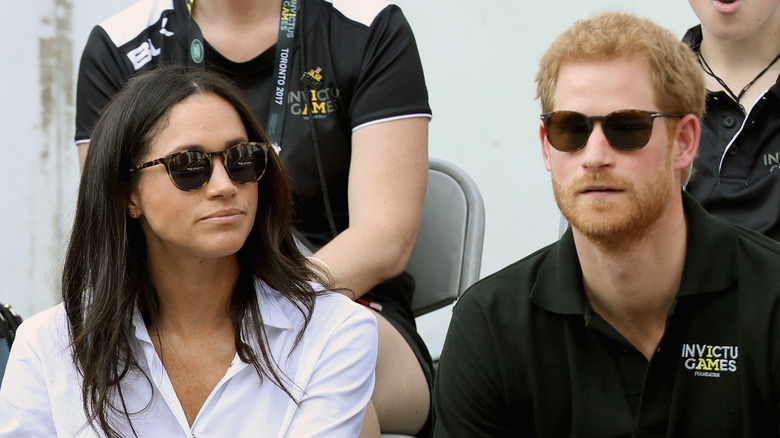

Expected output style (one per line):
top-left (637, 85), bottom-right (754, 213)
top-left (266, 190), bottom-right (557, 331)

top-left (62, 65), bottom-right (330, 436)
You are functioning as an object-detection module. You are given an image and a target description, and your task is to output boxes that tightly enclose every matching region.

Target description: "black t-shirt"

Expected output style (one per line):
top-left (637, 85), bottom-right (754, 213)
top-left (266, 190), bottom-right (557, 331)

top-left (75, 0), bottom-right (431, 243)
top-left (434, 192), bottom-right (780, 437)
top-left (683, 25), bottom-right (780, 242)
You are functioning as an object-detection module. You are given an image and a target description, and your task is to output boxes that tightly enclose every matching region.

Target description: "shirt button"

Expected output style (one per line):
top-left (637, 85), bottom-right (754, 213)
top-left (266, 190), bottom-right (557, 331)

top-left (723, 116), bottom-right (736, 128)
top-left (728, 146), bottom-right (739, 156)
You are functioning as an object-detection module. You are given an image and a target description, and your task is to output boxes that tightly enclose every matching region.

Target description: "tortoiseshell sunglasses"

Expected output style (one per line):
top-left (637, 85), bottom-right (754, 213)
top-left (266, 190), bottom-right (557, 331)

top-left (131, 142), bottom-right (269, 191)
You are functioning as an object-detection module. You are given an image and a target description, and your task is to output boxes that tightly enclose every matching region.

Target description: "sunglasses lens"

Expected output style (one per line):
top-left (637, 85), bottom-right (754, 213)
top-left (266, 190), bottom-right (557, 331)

top-left (225, 143), bottom-right (267, 184)
top-left (603, 110), bottom-right (654, 151)
top-left (168, 151), bottom-right (211, 191)
top-left (546, 111), bottom-right (591, 151)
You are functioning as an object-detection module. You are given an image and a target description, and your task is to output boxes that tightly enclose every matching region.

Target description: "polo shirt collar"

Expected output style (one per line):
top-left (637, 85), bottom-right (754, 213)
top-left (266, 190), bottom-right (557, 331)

top-left (530, 191), bottom-right (738, 315)
top-left (682, 25), bottom-right (703, 53)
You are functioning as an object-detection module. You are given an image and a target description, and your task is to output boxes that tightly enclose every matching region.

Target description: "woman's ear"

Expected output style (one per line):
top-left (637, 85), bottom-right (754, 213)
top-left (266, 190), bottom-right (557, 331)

top-left (128, 190), bottom-right (142, 219)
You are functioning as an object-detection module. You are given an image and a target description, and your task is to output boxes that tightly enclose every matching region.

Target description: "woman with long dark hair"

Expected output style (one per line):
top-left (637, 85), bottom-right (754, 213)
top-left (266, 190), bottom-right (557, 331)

top-left (75, 1), bottom-right (433, 434)
top-left (0, 65), bottom-right (377, 437)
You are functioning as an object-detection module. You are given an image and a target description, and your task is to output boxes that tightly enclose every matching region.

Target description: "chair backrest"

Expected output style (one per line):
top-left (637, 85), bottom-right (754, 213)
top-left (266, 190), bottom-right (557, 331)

top-left (406, 158), bottom-right (485, 317)
top-left (0, 303), bottom-right (22, 387)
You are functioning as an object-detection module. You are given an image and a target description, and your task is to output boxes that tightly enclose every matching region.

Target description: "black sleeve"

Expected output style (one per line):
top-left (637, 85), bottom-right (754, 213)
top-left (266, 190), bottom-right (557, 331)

top-left (349, 5), bottom-right (430, 128)
top-left (75, 26), bottom-right (133, 144)
top-left (433, 290), bottom-right (513, 437)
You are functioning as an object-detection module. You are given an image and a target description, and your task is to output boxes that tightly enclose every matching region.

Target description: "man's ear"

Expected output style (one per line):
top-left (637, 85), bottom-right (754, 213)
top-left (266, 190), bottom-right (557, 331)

top-left (672, 114), bottom-right (700, 173)
top-left (540, 122), bottom-right (553, 172)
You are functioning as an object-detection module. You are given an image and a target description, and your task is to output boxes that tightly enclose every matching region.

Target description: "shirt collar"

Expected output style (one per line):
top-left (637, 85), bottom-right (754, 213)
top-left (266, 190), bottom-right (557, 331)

top-left (130, 278), bottom-right (296, 345)
top-left (252, 278), bottom-right (295, 330)
top-left (530, 191), bottom-right (739, 315)
top-left (682, 25), bottom-right (703, 53)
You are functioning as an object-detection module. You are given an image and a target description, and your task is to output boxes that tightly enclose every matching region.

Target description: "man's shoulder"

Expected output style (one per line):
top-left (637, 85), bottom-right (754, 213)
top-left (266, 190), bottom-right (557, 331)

top-left (458, 242), bottom-right (558, 310)
top-left (730, 224), bottom-right (780, 272)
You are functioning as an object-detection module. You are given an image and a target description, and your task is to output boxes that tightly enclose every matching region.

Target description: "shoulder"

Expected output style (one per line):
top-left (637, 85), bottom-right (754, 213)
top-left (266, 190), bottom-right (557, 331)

top-left (254, 279), bottom-right (376, 335)
top-left (731, 225), bottom-right (780, 275)
top-left (309, 0), bottom-right (410, 29)
top-left (310, 291), bottom-right (378, 338)
top-left (11, 304), bottom-right (70, 360)
top-left (458, 243), bottom-right (557, 310)
top-left (311, 0), bottom-right (392, 27)
top-left (98, 0), bottom-right (175, 47)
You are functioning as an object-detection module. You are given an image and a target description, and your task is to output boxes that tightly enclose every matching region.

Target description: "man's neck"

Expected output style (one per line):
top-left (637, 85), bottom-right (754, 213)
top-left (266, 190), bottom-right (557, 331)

top-left (573, 200), bottom-right (688, 360)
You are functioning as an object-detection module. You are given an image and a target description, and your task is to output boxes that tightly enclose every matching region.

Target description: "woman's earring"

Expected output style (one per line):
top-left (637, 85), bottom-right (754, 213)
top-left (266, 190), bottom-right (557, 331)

top-left (130, 211), bottom-right (138, 219)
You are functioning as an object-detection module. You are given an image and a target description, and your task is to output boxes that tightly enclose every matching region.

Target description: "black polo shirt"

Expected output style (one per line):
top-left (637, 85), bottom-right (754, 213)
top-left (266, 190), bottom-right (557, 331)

top-left (433, 192), bottom-right (780, 437)
top-left (683, 25), bottom-right (780, 242)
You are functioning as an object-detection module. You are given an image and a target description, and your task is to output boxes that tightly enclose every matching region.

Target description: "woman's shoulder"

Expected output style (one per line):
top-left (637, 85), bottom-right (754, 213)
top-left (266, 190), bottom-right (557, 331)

top-left (12, 303), bottom-right (70, 357)
top-left (254, 278), bottom-right (376, 332)
top-left (314, 291), bottom-right (375, 324)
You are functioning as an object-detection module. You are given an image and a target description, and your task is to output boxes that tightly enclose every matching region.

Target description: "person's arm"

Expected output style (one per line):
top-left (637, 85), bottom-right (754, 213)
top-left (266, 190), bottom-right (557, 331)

top-left (75, 25), bottom-right (132, 171)
top-left (283, 299), bottom-right (379, 436)
top-left (78, 142), bottom-right (90, 170)
top-left (311, 116), bottom-right (428, 298)
top-left (0, 319), bottom-right (57, 436)
top-left (433, 292), bottom-right (511, 437)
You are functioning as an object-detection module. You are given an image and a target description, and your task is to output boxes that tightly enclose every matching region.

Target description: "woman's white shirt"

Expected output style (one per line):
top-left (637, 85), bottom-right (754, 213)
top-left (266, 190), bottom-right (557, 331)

top-left (0, 280), bottom-right (377, 437)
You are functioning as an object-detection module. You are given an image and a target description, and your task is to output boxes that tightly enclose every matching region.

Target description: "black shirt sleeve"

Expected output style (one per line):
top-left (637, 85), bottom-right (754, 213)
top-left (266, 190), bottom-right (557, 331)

top-left (75, 26), bottom-right (133, 144)
top-left (349, 5), bottom-right (430, 128)
top-left (433, 290), bottom-right (514, 437)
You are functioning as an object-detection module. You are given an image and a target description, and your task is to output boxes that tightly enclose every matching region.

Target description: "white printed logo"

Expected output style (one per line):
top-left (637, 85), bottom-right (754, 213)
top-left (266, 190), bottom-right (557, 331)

top-left (126, 18), bottom-right (173, 71)
top-left (159, 18), bottom-right (174, 37)
top-left (681, 343), bottom-right (738, 378)
top-left (127, 39), bottom-right (161, 70)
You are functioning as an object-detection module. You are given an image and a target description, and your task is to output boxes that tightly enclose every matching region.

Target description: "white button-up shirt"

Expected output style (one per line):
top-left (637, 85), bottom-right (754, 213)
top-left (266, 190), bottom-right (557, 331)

top-left (0, 280), bottom-right (377, 437)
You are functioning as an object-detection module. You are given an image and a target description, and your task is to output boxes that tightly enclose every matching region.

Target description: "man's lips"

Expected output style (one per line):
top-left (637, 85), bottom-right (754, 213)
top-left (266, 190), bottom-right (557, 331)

top-left (579, 185), bottom-right (623, 194)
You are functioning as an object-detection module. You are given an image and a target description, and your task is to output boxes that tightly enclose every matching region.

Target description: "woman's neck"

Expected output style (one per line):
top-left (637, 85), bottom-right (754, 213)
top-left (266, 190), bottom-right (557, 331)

top-left (146, 255), bottom-right (240, 333)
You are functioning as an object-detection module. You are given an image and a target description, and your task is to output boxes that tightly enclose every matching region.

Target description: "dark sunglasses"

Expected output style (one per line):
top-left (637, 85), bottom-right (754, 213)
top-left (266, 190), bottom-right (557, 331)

top-left (131, 142), bottom-right (269, 191)
top-left (540, 109), bottom-right (682, 152)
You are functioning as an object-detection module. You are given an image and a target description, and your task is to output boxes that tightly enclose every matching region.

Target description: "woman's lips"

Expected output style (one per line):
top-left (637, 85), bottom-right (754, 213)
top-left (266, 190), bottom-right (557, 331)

top-left (201, 208), bottom-right (245, 224)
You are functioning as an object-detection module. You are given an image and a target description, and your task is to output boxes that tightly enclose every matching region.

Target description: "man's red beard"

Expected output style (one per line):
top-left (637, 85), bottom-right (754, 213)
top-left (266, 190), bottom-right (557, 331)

top-left (552, 165), bottom-right (674, 248)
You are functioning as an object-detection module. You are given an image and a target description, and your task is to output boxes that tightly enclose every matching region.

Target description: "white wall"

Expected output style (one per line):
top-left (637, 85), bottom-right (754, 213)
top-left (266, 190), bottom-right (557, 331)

top-left (0, 1), bottom-right (697, 324)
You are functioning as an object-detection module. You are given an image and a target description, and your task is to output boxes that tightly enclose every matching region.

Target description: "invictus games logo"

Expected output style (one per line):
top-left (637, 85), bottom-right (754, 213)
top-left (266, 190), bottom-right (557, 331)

top-left (280, 0), bottom-right (298, 38)
top-left (190, 38), bottom-right (204, 64)
top-left (764, 151), bottom-right (780, 172)
top-left (681, 344), bottom-right (738, 378)
top-left (288, 88), bottom-right (340, 117)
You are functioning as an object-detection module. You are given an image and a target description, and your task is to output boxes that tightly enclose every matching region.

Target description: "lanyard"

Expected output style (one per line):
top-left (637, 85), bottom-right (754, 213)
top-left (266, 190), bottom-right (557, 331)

top-left (185, 0), bottom-right (205, 65)
top-left (267, 0), bottom-right (299, 152)
top-left (186, 0), bottom-right (299, 153)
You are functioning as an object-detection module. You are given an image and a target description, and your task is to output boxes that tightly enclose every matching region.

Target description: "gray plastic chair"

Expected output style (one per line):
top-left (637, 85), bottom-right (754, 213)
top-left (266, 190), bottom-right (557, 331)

top-left (382, 157), bottom-right (485, 437)
top-left (406, 157), bottom-right (485, 317)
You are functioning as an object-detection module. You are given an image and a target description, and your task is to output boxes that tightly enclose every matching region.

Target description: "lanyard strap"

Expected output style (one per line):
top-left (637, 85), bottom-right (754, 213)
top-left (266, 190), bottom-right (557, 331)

top-left (185, 0), bottom-right (205, 65)
top-left (186, 0), bottom-right (299, 152)
top-left (267, 0), bottom-right (299, 152)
